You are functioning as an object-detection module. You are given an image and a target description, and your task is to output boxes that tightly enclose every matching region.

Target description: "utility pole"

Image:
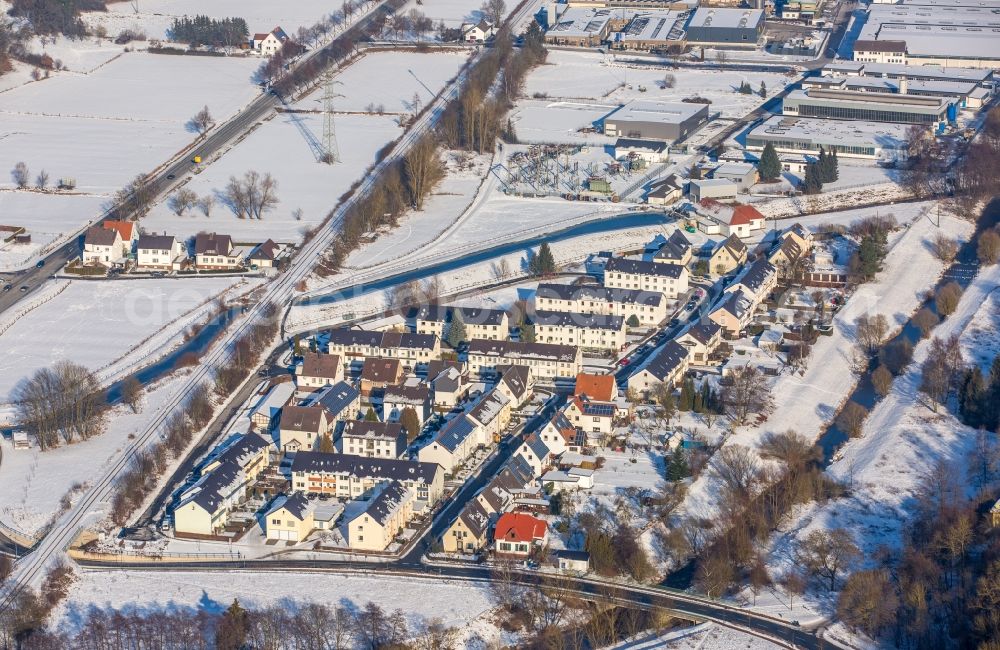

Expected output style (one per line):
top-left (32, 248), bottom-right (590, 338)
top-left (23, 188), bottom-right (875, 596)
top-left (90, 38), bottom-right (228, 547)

top-left (321, 75), bottom-right (343, 164)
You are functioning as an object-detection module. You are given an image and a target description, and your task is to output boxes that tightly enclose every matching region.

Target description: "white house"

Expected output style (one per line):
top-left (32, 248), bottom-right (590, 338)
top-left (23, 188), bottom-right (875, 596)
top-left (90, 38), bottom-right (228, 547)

top-left (136, 234), bottom-right (186, 271)
top-left (603, 257), bottom-right (689, 299)
top-left (346, 481), bottom-right (414, 551)
top-left (461, 19), bottom-right (497, 42)
top-left (696, 200), bottom-right (767, 239)
top-left (252, 27), bottom-right (289, 56)
top-left (626, 340), bottom-right (690, 396)
top-left (82, 226), bottom-right (122, 265)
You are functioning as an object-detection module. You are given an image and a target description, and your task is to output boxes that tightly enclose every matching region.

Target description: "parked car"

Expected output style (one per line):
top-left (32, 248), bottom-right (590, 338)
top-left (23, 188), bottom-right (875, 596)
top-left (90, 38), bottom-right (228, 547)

top-left (35, 260), bottom-right (44, 268)
top-left (618, 357), bottom-right (630, 366)
top-left (2, 284), bottom-right (11, 292)
top-left (19, 286), bottom-right (28, 292)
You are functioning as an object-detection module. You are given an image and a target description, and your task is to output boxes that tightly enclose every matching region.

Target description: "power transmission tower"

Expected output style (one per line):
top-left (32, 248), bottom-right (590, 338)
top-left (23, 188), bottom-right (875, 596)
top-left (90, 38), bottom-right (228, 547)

top-left (321, 76), bottom-right (343, 164)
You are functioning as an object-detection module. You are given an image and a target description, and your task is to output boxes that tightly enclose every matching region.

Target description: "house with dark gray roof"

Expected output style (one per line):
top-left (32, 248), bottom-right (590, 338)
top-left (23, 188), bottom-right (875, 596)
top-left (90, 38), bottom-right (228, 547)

top-left (651, 229), bottom-right (692, 266)
top-left (515, 433), bottom-right (551, 477)
top-left (383, 383), bottom-right (431, 426)
top-left (626, 340), bottom-right (690, 395)
top-left (312, 381), bottom-right (360, 421)
top-left (137, 233), bottom-right (186, 271)
top-left (467, 340), bottom-right (582, 380)
top-left (676, 321), bottom-right (723, 363)
top-left (326, 329), bottom-right (440, 365)
top-left (290, 452), bottom-right (443, 505)
top-left (534, 310), bottom-right (627, 352)
top-left (534, 283), bottom-right (667, 327)
top-left (339, 420), bottom-right (407, 459)
top-left (443, 499), bottom-right (492, 553)
top-left (347, 481), bottom-right (414, 551)
top-left (603, 256), bottom-right (689, 298)
top-left (418, 415), bottom-right (483, 474)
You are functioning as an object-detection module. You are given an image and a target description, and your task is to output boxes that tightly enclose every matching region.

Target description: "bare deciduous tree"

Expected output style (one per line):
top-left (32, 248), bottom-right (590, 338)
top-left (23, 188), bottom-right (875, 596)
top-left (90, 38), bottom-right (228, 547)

top-left (14, 361), bottom-right (105, 450)
top-left (794, 528), bottom-right (861, 591)
top-left (836, 400), bottom-right (869, 438)
top-left (198, 194), bottom-right (215, 218)
top-left (35, 169), bottom-right (49, 190)
top-left (935, 282), bottom-right (963, 317)
top-left (480, 0), bottom-right (507, 24)
top-left (189, 105), bottom-right (214, 135)
top-left (855, 313), bottom-right (890, 353)
top-left (720, 366), bottom-right (773, 426)
top-left (120, 376), bottom-right (142, 413)
top-left (168, 188), bottom-right (198, 216)
top-left (12, 161), bottom-right (29, 188)
top-left (224, 171), bottom-right (279, 219)
top-left (931, 233), bottom-right (958, 262)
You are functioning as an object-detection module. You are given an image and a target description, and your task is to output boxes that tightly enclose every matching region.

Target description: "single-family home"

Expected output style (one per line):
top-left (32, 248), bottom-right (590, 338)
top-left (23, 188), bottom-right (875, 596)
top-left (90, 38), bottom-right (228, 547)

top-left (430, 366), bottom-right (466, 411)
top-left (467, 340), bottom-right (582, 380)
top-left (603, 257), bottom-right (689, 299)
top-left (461, 19), bottom-right (497, 42)
top-left (626, 340), bottom-right (690, 396)
top-left (563, 395), bottom-right (615, 445)
top-left (248, 239), bottom-right (281, 268)
top-left (573, 373), bottom-right (617, 403)
top-left (297, 352), bottom-right (344, 392)
top-left (767, 236), bottom-right (806, 278)
top-left (493, 512), bottom-right (548, 557)
top-left (675, 321), bottom-right (723, 364)
top-left (249, 381), bottom-right (296, 431)
top-left (103, 220), bottom-right (137, 248)
top-left (538, 412), bottom-right (583, 456)
top-left (82, 226), bottom-right (122, 265)
top-left (651, 229), bottom-right (692, 266)
top-left (780, 223), bottom-right (813, 254)
top-left (646, 174), bottom-right (685, 206)
top-left (709, 234), bottom-right (748, 275)
top-left (697, 200), bottom-right (767, 239)
top-left (708, 289), bottom-right (755, 337)
top-left (383, 384), bottom-right (431, 425)
top-left (252, 26), bottom-right (289, 56)
top-left (194, 232), bottom-right (243, 270)
top-left (495, 364), bottom-right (534, 409)
top-left (533, 310), bottom-right (626, 353)
top-left (515, 433), bottom-right (551, 477)
top-left (359, 358), bottom-right (403, 399)
top-left (442, 500), bottom-right (491, 554)
top-left (347, 481), bottom-right (414, 552)
top-left (264, 492), bottom-right (317, 542)
top-left (339, 420), bottom-right (407, 459)
top-left (313, 381), bottom-right (362, 422)
top-left (136, 234), bottom-right (186, 271)
top-left (278, 405), bottom-right (331, 453)
top-left (290, 452), bottom-right (444, 505)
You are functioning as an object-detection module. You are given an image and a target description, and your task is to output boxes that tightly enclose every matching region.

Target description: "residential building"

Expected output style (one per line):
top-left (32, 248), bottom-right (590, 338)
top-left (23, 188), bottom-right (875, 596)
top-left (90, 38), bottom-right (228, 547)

top-left (82, 226), bottom-right (122, 265)
top-left (339, 420), bottom-right (407, 459)
top-left (202, 432), bottom-right (272, 481)
top-left (418, 415), bottom-right (483, 474)
top-left (194, 232), bottom-right (243, 270)
top-left (326, 329), bottom-right (440, 367)
top-left (603, 257), bottom-right (689, 298)
top-left (646, 174), bottom-right (685, 205)
top-left (248, 239), bottom-right (281, 268)
top-left (493, 512), bottom-right (548, 557)
top-left (697, 200), bottom-right (766, 239)
top-left (312, 381), bottom-right (362, 422)
top-left (136, 234), bottom-right (186, 271)
top-left (264, 493), bottom-right (317, 542)
top-left (626, 340), bottom-right (690, 395)
top-left (675, 321), bottom-right (723, 363)
top-left (780, 222), bottom-right (814, 254)
top-left (650, 229), bottom-right (693, 266)
top-left (252, 26), bottom-right (288, 55)
top-left (430, 365), bottom-right (466, 411)
top-left (495, 364), bottom-right (534, 409)
top-left (413, 305), bottom-right (509, 341)
top-left (467, 387), bottom-right (513, 442)
top-left (603, 99), bottom-right (709, 142)
top-left (563, 395), bottom-right (616, 444)
top-left (359, 358), bottom-right (403, 398)
top-left (278, 405), bottom-right (331, 453)
top-left (383, 384), bottom-right (431, 425)
top-left (685, 8), bottom-right (765, 46)
top-left (442, 500), bottom-right (491, 553)
top-left (574, 373), bottom-right (617, 402)
top-left (103, 220), bottom-right (136, 248)
top-left (712, 162), bottom-right (759, 190)
top-left (290, 452), bottom-right (444, 504)
top-left (297, 352), bottom-right (344, 391)
top-left (467, 340), bottom-right (582, 380)
top-left (515, 433), bottom-right (552, 477)
top-left (533, 310), bottom-right (627, 352)
top-left (535, 283), bottom-right (667, 327)
top-left (249, 381), bottom-right (295, 430)
top-left (708, 289), bottom-right (756, 337)
top-left (461, 19), bottom-right (497, 42)
top-left (725, 257), bottom-right (778, 305)
top-left (347, 481), bottom-right (414, 551)
top-left (709, 234), bottom-right (748, 275)
top-left (539, 412), bottom-right (584, 456)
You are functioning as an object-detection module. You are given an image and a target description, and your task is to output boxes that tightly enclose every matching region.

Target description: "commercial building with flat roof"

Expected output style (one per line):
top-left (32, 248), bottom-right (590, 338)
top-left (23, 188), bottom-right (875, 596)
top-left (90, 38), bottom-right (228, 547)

top-left (603, 99), bottom-right (709, 142)
top-left (544, 8), bottom-right (617, 46)
top-left (609, 10), bottom-right (688, 50)
top-left (745, 115), bottom-right (910, 162)
top-left (782, 88), bottom-right (950, 124)
top-left (802, 75), bottom-right (987, 108)
top-left (685, 8), bottom-right (765, 46)
top-left (854, 3), bottom-right (1000, 68)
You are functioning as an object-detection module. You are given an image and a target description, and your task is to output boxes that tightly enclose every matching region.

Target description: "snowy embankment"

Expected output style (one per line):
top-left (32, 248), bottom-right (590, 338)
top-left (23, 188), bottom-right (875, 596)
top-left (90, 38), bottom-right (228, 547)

top-left (681, 204), bottom-right (972, 522)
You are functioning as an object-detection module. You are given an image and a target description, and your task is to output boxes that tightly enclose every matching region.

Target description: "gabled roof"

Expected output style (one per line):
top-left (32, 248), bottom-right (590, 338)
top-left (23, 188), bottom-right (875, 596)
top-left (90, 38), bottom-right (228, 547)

top-left (280, 405), bottom-right (327, 433)
top-left (521, 432), bottom-right (550, 461)
top-left (354, 481), bottom-right (412, 526)
top-left (467, 389), bottom-right (511, 427)
top-left (426, 359), bottom-right (465, 380)
top-left (383, 383), bottom-right (429, 405)
top-left (265, 492), bottom-right (314, 522)
top-left (84, 225), bottom-right (118, 247)
top-left (534, 310), bottom-right (624, 332)
top-left (300, 352), bottom-right (341, 380)
top-left (315, 381), bottom-right (360, 417)
top-left (603, 256), bottom-right (686, 279)
top-left (679, 321), bottom-right (721, 346)
top-left (716, 233), bottom-right (748, 258)
top-left (574, 373), bottom-right (616, 402)
top-left (536, 283), bottom-right (663, 308)
top-left (361, 357), bottom-right (402, 383)
top-left (291, 452), bottom-right (441, 484)
top-left (340, 420), bottom-right (406, 441)
top-left (249, 239), bottom-right (279, 261)
top-left (497, 364), bottom-right (531, 402)
top-left (506, 455), bottom-right (535, 485)
top-left (433, 415), bottom-right (479, 453)
top-left (637, 340), bottom-right (689, 382)
top-left (194, 232), bottom-right (233, 256)
top-left (137, 234), bottom-right (176, 251)
top-left (714, 290), bottom-right (752, 320)
top-left (698, 199), bottom-right (765, 227)
top-left (468, 340), bottom-right (579, 363)
top-left (548, 412), bottom-right (580, 445)
top-left (457, 500), bottom-right (491, 538)
top-left (178, 460), bottom-right (243, 514)
top-left (208, 432), bottom-right (271, 470)
top-left (431, 366), bottom-right (463, 393)
top-left (103, 220), bottom-right (134, 241)
top-left (494, 512), bottom-right (547, 543)
top-left (570, 395), bottom-right (616, 418)
top-left (327, 329), bottom-right (384, 348)
top-left (654, 229), bottom-right (691, 262)
top-left (728, 258), bottom-right (776, 294)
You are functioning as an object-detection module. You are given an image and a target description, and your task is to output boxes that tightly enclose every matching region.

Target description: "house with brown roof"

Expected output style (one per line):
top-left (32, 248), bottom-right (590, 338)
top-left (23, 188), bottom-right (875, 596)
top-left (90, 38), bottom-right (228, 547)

top-left (278, 405), bottom-right (332, 453)
top-left (195, 232), bottom-right (243, 270)
top-left (709, 234), bottom-right (748, 275)
top-left (248, 239), bottom-right (281, 268)
top-left (573, 373), bottom-right (617, 402)
top-left (297, 352), bottom-right (343, 392)
top-left (360, 358), bottom-right (403, 398)
top-left (82, 226), bottom-right (122, 265)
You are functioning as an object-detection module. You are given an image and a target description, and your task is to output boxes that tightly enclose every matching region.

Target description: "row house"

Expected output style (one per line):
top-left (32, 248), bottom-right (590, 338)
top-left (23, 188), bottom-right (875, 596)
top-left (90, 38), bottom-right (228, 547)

top-left (649, 229), bottom-right (693, 266)
top-left (675, 321), bottom-right (723, 364)
top-left (466, 386), bottom-right (513, 443)
top-left (515, 433), bottom-right (552, 478)
top-left (626, 339), bottom-right (690, 397)
top-left (326, 329), bottom-right (440, 367)
top-left (418, 415), bottom-right (484, 475)
top-left (173, 432), bottom-right (272, 536)
top-left (603, 257), bottom-right (689, 299)
top-left (338, 420), bottom-right (407, 459)
top-left (413, 305), bottom-right (510, 342)
top-left (290, 451), bottom-right (444, 505)
top-left (467, 340), bottom-right (582, 381)
top-left (534, 283), bottom-right (667, 327)
top-left (533, 310), bottom-right (627, 353)
top-left (297, 352), bottom-right (344, 392)
top-left (347, 481), bottom-right (414, 552)
top-left (709, 234), bottom-right (749, 276)
top-left (724, 258), bottom-right (778, 309)
top-left (444, 454), bottom-right (535, 554)
top-left (359, 358), bottom-right (403, 399)
top-left (709, 289), bottom-right (756, 337)
top-left (264, 493), bottom-right (343, 542)
top-left (383, 384), bottom-right (431, 426)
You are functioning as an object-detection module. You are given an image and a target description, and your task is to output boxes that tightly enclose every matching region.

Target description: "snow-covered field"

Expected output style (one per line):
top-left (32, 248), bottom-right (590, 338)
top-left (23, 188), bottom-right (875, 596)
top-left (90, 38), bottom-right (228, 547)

top-left (397, 0), bottom-right (483, 27)
top-left (0, 192), bottom-right (107, 269)
top-left (682, 203), bottom-right (973, 521)
top-left (55, 569), bottom-right (501, 645)
top-left (327, 50), bottom-right (467, 114)
top-left (0, 277), bottom-right (247, 402)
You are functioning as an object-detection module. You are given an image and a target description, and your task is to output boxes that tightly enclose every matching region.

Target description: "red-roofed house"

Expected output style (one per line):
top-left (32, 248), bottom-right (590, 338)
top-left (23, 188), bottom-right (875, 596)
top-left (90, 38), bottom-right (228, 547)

top-left (252, 27), bottom-right (289, 56)
top-left (573, 373), bottom-right (617, 402)
top-left (493, 512), bottom-right (548, 557)
top-left (103, 220), bottom-right (136, 246)
top-left (697, 200), bottom-right (766, 239)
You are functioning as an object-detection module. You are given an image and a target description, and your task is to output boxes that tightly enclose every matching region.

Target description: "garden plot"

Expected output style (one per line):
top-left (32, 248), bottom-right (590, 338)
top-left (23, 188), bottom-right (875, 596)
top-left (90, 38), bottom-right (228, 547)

top-left (0, 192), bottom-right (106, 270)
top-left (84, 0), bottom-right (344, 40)
top-left (140, 113), bottom-right (402, 243)
top-left (524, 50), bottom-right (793, 119)
top-left (0, 277), bottom-right (246, 402)
top-left (322, 50), bottom-right (468, 114)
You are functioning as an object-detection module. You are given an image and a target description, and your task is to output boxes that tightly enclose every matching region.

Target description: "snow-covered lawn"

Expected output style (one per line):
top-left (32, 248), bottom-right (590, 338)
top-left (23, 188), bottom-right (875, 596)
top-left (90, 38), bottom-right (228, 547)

top-left (55, 569), bottom-right (500, 645)
top-left (0, 277), bottom-right (248, 402)
top-left (0, 192), bottom-right (107, 270)
top-left (84, 0), bottom-right (346, 40)
top-left (510, 100), bottom-right (615, 145)
top-left (140, 113), bottom-right (401, 243)
top-left (397, 0), bottom-right (483, 27)
top-left (326, 50), bottom-right (468, 114)
top-left (681, 203), bottom-right (974, 521)
top-left (0, 371), bottom-right (194, 538)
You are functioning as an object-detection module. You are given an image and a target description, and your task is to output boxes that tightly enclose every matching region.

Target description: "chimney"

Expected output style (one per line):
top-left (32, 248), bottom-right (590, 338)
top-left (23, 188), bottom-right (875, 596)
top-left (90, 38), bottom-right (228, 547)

top-left (899, 75), bottom-right (908, 95)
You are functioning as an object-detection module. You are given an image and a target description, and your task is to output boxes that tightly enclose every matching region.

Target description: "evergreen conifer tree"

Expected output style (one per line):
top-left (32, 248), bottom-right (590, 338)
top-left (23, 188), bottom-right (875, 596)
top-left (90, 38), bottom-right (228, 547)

top-left (446, 310), bottom-right (467, 348)
top-left (758, 142), bottom-right (781, 182)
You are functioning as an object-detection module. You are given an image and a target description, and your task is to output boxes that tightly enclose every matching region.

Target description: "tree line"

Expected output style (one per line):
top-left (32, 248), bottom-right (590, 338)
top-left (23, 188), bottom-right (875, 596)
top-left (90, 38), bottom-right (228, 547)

top-left (168, 16), bottom-right (248, 48)
top-left (8, 0), bottom-right (104, 37)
